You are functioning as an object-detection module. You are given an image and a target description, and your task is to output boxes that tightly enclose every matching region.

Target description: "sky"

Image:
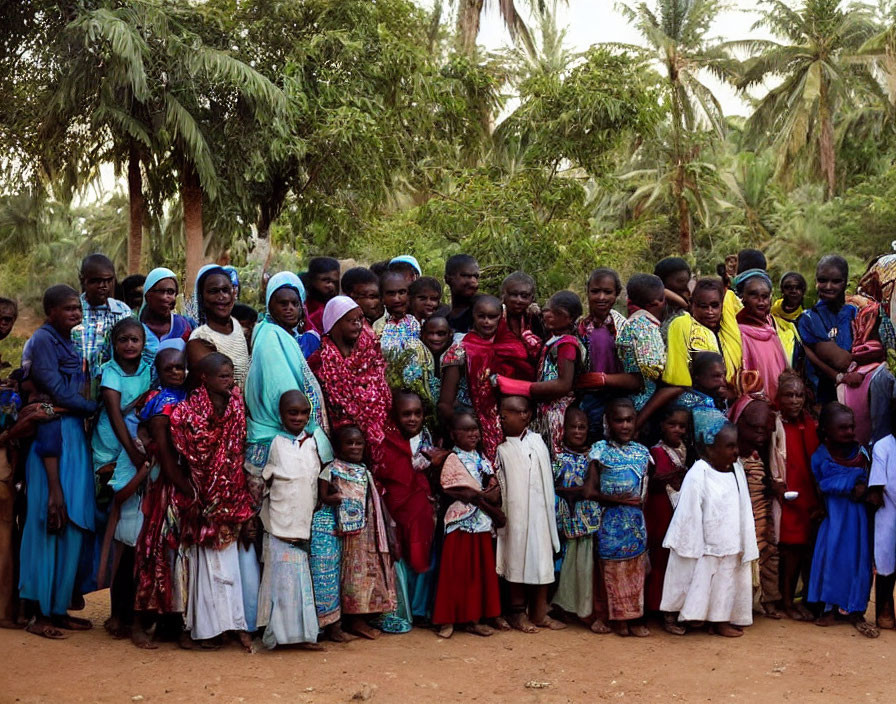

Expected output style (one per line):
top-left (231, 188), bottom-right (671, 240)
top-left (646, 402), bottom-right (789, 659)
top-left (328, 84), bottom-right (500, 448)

top-left (435, 0), bottom-right (775, 117)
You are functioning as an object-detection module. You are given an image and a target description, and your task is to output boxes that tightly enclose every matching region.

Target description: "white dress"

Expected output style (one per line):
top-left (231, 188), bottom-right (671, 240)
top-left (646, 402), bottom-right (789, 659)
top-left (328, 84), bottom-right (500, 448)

top-left (660, 459), bottom-right (759, 625)
top-left (189, 319), bottom-right (251, 389)
top-left (495, 431), bottom-right (560, 585)
top-left (186, 541), bottom-right (248, 640)
top-left (870, 434), bottom-right (896, 576)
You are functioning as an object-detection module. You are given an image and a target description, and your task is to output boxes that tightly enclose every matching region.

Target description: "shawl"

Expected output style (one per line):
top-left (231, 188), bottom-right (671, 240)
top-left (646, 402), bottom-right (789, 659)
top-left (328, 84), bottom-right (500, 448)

top-left (462, 321), bottom-right (536, 461)
top-left (719, 289), bottom-right (744, 383)
top-left (578, 310), bottom-right (625, 374)
top-left (315, 328), bottom-right (391, 459)
top-left (169, 385), bottom-right (254, 547)
top-left (771, 298), bottom-right (803, 324)
top-left (737, 308), bottom-right (789, 401)
top-left (376, 426), bottom-right (436, 573)
top-left (441, 452), bottom-right (485, 526)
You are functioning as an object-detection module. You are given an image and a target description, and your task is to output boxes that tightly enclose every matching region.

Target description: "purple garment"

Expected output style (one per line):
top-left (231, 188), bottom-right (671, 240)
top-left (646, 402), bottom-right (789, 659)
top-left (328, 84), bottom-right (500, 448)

top-left (588, 325), bottom-right (621, 374)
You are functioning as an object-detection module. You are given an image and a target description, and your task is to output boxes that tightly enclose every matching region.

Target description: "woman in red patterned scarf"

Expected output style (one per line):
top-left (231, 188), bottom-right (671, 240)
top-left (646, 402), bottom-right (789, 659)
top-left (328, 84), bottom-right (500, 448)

top-left (308, 296), bottom-right (393, 463)
top-left (169, 352), bottom-right (255, 650)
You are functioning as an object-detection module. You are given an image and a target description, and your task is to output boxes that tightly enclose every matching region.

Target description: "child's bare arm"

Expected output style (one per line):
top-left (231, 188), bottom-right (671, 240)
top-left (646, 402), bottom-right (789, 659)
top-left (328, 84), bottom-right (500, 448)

top-left (102, 387), bottom-right (145, 469)
top-left (530, 356), bottom-right (575, 401)
top-left (149, 415), bottom-right (191, 495)
top-left (318, 478), bottom-right (342, 507)
top-left (112, 460), bottom-right (152, 506)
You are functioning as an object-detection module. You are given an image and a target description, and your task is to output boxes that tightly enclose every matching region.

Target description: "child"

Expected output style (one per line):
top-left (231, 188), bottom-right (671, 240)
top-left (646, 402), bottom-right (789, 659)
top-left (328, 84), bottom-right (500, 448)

top-left (529, 291), bottom-right (585, 457)
top-left (133, 341), bottom-right (189, 647)
top-left (500, 271), bottom-right (544, 364)
top-left (341, 267), bottom-right (383, 327)
top-left (256, 391), bottom-right (322, 650)
top-left (420, 315), bottom-right (452, 405)
top-left (232, 303), bottom-right (259, 352)
top-left (169, 352), bottom-right (256, 650)
top-left (551, 407), bottom-right (602, 630)
top-left (588, 397), bottom-right (651, 637)
top-left (432, 411), bottom-right (504, 638)
top-left (808, 403), bottom-right (878, 637)
top-left (730, 395), bottom-right (786, 618)
top-left (663, 278), bottom-right (726, 387)
top-left (19, 285), bottom-right (98, 639)
top-left (776, 371), bottom-right (820, 621)
top-left (377, 390), bottom-right (437, 619)
top-left (327, 425), bottom-right (398, 640)
top-left (870, 402), bottom-right (896, 630)
top-left (373, 271), bottom-right (419, 346)
top-left (645, 405), bottom-right (690, 634)
top-left (494, 394), bottom-right (562, 632)
top-left (388, 254), bottom-right (422, 282)
top-left (303, 257), bottom-right (341, 333)
top-left (615, 274), bottom-right (666, 413)
top-left (409, 277), bottom-right (443, 323)
top-left (92, 318), bottom-right (152, 643)
top-left (661, 408), bottom-right (758, 637)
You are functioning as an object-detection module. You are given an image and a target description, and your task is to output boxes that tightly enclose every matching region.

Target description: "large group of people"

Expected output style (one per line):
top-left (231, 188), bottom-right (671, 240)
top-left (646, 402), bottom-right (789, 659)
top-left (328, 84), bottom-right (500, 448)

top-left (0, 245), bottom-right (894, 652)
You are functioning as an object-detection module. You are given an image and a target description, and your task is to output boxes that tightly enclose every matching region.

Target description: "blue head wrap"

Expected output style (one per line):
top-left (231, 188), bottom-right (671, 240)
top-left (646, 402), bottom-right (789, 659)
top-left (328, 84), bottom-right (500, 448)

top-left (693, 407), bottom-right (731, 446)
top-left (193, 264), bottom-right (230, 324)
top-left (389, 255), bottom-right (422, 275)
top-left (265, 271), bottom-right (306, 312)
top-left (141, 267), bottom-right (179, 315)
top-left (733, 268), bottom-right (773, 295)
top-left (157, 337), bottom-right (186, 354)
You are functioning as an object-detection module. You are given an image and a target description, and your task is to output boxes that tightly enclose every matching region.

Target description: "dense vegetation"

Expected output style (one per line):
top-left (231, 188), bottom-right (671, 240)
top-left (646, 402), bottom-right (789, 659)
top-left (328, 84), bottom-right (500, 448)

top-left (2, 0), bottom-right (896, 311)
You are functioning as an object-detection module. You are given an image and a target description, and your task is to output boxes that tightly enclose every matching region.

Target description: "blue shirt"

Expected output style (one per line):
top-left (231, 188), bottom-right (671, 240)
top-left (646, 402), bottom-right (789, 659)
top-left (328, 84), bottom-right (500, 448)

top-left (798, 300), bottom-right (857, 404)
top-left (23, 323), bottom-right (97, 416)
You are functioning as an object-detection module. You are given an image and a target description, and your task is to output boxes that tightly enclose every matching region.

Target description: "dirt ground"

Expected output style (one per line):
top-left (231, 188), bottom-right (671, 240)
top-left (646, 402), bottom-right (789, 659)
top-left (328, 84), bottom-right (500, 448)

top-left (2, 592), bottom-right (896, 703)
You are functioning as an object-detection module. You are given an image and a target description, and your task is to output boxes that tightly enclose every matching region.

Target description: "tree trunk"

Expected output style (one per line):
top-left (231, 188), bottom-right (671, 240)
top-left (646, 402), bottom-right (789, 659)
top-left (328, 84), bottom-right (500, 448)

top-left (674, 165), bottom-right (691, 254)
top-left (819, 77), bottom-right (836, 201)
top-left (457, 0), bottom-right (484, 54)
top-left (127, 145), bottom-right (144, 275)
top-left (182, 162), bottom-right (204, 295)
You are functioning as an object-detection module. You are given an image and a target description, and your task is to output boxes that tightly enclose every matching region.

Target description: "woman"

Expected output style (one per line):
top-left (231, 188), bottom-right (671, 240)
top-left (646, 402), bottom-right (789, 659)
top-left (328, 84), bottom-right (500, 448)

top-left (140, 267), bottom-right (195, 367)
top-left (734, 270), bottom-right (790, 400)
top-left (308, 296), bottom-right (392, 464)
top-left (187, 265), bottom-right (251, 389)
top-left (771, 272), bottom-right (806, 366)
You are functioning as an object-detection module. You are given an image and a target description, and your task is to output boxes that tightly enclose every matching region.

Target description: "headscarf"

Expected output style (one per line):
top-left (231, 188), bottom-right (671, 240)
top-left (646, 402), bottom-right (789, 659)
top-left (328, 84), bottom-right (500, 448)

top-left (733, 268), bottom-right (773, 295)
top-left (157, 337), bottom-right (186, 354)
top-left (692, 406), bottom-right (730, 446)
top-left (141, 267), bottom-right (179, 315)
top-left (222, 265), bottom-right (240, 290)
top-left (322, 295), bottom-right (360, 335)
top-left (389, 255), bottom-right (422, 276)
top-left (193, 264), bottom-right (230, 324)
top-left (266, 271), bottom-right (306, 308)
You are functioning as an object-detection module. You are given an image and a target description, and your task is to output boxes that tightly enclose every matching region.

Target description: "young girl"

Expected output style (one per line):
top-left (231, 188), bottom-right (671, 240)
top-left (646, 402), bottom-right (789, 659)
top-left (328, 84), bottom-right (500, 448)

top-left (326, 425), bottom-right (398, 640)
top-left (808, 403), bottom-right (878, 637)
top-left (133, 341), bottom-right (189, 647)
top-left (256, 391), bottom-right (322, 650)
top-left (303, 257), bottom-right (341, 333)
top-left (577, 268), bottom-right (636, 444)
top-left (500, 271), bottom-right (544, 366)
top-left (409, 277), bottom-right (443, 323)
top-left (615, 274), bottom-right (666, 413)
top-left (870, 402), bottom-right (896, 629)
top-left (92, 318), bottom-right (152, 643)
top-left (589, 397), bottom-right (651, 637)
top-left (420, 315), bottom-right (452, 406)
top-left (551, 407), bottom-right (603, 630)
top-left (735, 271), bottom-right (790, 400)
top-left (377, 390), bottom-right (437, 620)
top-left (645, 405), bottom-right (690, 634)
top-left (169, 353), bottom-right (256, 650)
top-left (432, 411), bottom-right (504, 638)
top-left (495, 394), bottom-right (562, 633)
top-left (20, 285), bottom-right (98, 639)
top-left (663, 278), bottom-right (726, 387)
top-left (776, 371), bottom-right (820, 621)
top-left (661, 408), bottom-right (758, 637)
top-left (374, 271), bottom-right (420, 349)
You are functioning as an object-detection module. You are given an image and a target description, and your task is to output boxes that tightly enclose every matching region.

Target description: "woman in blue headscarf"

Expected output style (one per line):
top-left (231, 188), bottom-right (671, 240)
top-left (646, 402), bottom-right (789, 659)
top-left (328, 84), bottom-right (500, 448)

top-left (140, 267), bottom-right (195, 368)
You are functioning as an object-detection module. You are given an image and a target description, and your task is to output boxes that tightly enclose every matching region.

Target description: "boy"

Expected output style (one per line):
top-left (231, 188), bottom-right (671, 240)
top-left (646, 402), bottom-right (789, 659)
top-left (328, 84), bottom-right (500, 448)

top-left (495, 394), bottom-right (562, 632)
top-left (341, 267), bottom-right (383, 327)
top-left (438, 254), bottom-right (480, 334)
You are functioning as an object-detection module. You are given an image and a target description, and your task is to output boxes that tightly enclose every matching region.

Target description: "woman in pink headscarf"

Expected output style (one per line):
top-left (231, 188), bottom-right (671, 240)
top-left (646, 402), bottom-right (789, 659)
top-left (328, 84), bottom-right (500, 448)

top-left (308, 296), bottom-right (392, 463)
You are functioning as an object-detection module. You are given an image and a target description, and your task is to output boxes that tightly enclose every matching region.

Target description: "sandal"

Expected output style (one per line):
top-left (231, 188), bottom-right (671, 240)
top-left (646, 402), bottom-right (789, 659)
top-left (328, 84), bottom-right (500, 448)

top-left (629, 622), bottom-right (650, 637)
top-left (589, 618), bottom-right (611, 634)
top-left (25, 620), bottom-right (68, 640)
top-left (506, 610), bottom-right (539, 634)
top-left (663, 614), bottom-right (686, 636)
top-left (437, 624), bottom-right (454, 639)
top-left (851, 616), bottom-right (880, 639)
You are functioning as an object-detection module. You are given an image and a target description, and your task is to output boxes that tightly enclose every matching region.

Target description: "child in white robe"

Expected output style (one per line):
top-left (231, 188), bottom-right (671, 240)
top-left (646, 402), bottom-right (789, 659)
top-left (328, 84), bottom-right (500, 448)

top-left (495, 394), bottom-right (562, 632)
top-left (661, 407), bottom-right (758, 637)
top-left (256, 390), bottom-right (322, 649)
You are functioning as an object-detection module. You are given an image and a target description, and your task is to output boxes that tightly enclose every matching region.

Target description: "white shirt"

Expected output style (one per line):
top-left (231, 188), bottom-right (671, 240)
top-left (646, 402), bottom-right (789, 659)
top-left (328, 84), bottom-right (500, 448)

top-left (260, 433), bottom-right (320, 540)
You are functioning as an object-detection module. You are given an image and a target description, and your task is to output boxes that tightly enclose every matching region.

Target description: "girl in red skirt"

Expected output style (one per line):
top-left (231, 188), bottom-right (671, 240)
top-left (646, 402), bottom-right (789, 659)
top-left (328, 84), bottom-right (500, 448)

top-left (432, 411), bottom-right (505, 638)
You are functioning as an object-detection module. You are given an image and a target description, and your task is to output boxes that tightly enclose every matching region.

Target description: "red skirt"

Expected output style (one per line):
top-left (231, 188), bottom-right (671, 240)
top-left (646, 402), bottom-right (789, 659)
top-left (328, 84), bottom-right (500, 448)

top-left (432, 531), bottom-right (501, 625)
top-left (644, 491), bottom-right (674, 612)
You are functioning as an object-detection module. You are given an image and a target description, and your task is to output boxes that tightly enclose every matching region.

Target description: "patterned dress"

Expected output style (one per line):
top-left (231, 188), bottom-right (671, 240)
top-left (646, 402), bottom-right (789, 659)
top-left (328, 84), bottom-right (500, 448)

top-left (536, 334), bottom-right (585, 457)
top-left (616, 310), bottom-right (666, 411)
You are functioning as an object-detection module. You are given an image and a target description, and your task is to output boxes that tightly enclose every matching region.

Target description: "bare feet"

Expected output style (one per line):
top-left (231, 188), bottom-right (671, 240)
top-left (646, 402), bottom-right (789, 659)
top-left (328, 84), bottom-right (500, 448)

top-left (784, 603), bottom-right (813, 622)
top-left (437, 624), bottom-right (454, 638)
top-left (711, 622), bottom-right (744, 638)
top-left (629, 622), bottom-right (650, 637)
top-left (345, 617), bottom-right (382, 640)
top-left (236, 630), bottom-right (255, 652)
top-left (25, 617), bottom-right (67, 639)
top-left (464, 623), bottom-right (494, 637)
top-left (131, 628), bottom-right (158, 650)
top-left (53, 614), bottom-right (92, 631)
top-left (611, 620), bottom-right (630, 637)
top-left (178, 632), bottom-right (196, 649)
top-left (506, 611), bottom-right (539, 634)
top-left (326, 623), bottom-right (358, 643)
top-left (532, 615), bottom-right (567, 630)
top-left (590, 618), bottom-right (611, 634)
top-left (296, 642), bottom-right (325, 651)
top-left (199, 636), bottom-right (223, 650)
top-left (0, 619), bottom-right (24, 630)
top-left (814, 611), bottom-right (837, 627)
top-left (761, 604), bottom-right (784, 620)
top-left (491, 616), bottom-right (512, 632)
top-left (663, 613), bottom-right (686, 636)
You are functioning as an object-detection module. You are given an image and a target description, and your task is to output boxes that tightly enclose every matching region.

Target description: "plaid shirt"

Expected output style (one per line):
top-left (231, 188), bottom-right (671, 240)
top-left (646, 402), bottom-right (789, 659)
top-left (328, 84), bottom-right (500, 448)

top-left (71, 293), bottom-right (133, 399)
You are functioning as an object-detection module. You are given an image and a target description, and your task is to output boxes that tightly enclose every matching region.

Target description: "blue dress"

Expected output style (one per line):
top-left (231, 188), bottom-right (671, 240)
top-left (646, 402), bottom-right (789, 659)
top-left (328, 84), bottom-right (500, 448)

top-left (19, 324), bottom-right (97, 616)
top-left (808, 445), bottom-right (872, 613)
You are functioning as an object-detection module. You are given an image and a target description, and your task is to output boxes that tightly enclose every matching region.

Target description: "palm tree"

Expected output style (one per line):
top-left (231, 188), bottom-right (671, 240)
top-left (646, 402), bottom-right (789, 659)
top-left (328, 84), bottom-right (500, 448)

top-left (617, 0), bottom-right (736, 252)
top-left (455, 0), bottom-right (553, 55)
top-left (734, 0), bottom-right (877, 200)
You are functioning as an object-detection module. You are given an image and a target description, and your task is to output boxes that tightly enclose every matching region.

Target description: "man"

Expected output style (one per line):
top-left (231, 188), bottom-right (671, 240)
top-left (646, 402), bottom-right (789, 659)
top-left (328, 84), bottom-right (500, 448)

top-left (438, 254), bottom-right (480, 334)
